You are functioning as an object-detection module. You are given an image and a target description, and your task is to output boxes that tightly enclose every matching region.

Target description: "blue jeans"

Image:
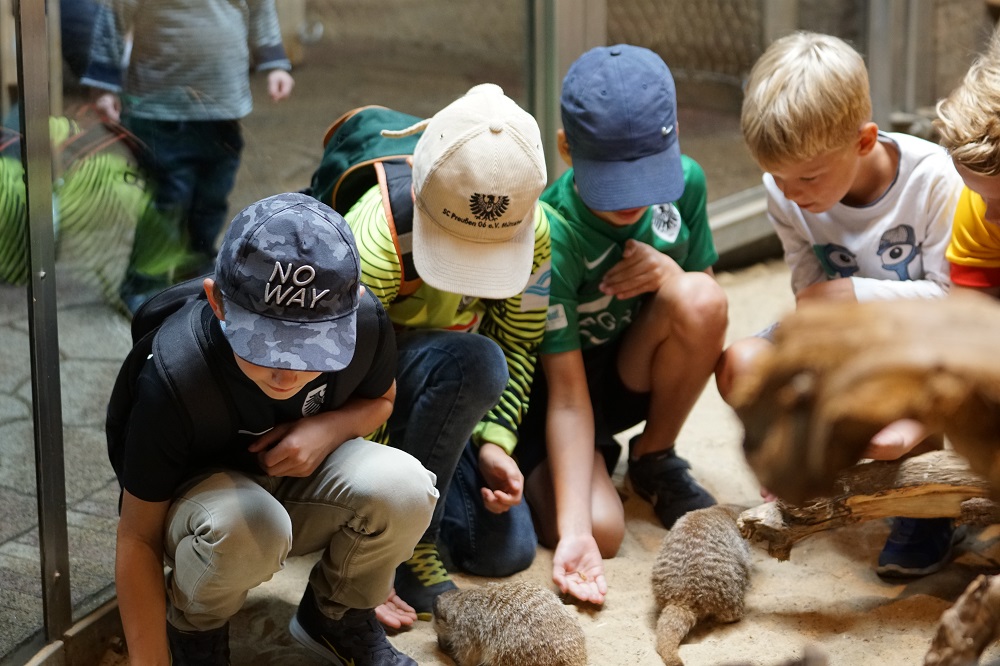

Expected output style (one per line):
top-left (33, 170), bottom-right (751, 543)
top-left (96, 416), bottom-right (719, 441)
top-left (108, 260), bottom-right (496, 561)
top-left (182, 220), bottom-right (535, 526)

top-left (124, 116), bottom-right (244, 268)
top-left (388, 330), bottom-right (508, 543)
top-left (441, 442), bottom-right (537, 576)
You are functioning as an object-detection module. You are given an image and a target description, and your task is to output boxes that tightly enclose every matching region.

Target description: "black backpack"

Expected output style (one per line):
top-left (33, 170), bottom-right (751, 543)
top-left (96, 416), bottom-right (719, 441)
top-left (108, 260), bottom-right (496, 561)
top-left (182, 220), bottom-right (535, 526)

top-left (309, 105), bottom-right (424, 297)
top-left (105, 276), bottom-right (391, 481)
top-left (104, 276), bottom-right (227, 481)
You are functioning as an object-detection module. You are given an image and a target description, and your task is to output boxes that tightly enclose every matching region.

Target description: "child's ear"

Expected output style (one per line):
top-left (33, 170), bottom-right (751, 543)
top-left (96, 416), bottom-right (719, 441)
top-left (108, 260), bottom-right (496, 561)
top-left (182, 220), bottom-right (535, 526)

top-left (203, 278), bottom-right (226, 321)
top-left (856, 122), bottom-right (879, 156)
top-left (557, 129), bottom-right (572, 166)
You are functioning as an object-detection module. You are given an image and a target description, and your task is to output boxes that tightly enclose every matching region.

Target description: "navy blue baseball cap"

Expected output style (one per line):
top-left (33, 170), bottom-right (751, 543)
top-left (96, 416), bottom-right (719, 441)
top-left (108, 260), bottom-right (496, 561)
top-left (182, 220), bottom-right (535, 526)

top-left (560, 44), bottom-right (684, 211)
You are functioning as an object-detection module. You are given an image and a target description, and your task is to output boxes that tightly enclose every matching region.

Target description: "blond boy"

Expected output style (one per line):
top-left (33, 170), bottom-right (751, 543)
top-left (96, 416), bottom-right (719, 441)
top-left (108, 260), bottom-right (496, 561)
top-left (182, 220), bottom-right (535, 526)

top-left (937, 28), bottom-right (1000, 294)
top-left (716, 32), bottom-right (963, 577)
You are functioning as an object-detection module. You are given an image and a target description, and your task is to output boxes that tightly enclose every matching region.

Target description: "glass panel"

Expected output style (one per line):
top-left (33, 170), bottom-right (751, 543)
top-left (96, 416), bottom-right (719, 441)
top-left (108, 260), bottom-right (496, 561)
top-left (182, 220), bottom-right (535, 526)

top-left (54, 0), bottom-right (132, 629)
top-left (0, 0), bottom-right (45, 656)
top-left (0, 292), bottom-right (42, 660)
top-left (4, 0), bottom-right (991, 662)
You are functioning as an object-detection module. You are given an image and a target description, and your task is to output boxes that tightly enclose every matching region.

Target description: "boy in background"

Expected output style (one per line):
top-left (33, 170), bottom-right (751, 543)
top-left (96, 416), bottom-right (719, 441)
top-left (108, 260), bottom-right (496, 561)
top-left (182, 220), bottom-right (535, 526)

top-left (937, 29), bottom-right (1000, 295)
top-left (111, 192), bottom-right (434, 665)
top-left (82, 0), bottom-right (295, 312)
top-left (715, 32), bottom-right (963, 577)
top-left (518, 44), bottom-right (727, 605)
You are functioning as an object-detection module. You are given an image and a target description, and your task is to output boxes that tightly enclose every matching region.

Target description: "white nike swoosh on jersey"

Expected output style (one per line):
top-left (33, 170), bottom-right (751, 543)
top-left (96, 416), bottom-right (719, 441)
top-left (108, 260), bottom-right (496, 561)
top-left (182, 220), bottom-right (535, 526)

top-left (583, 245), bottom-right (615, 270)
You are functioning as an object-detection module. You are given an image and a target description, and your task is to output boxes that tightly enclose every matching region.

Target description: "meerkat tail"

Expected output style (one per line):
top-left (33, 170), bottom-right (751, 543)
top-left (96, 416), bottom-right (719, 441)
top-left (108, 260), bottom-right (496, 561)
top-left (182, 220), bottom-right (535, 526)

top-left (655, 603), bottom-right (698, 666)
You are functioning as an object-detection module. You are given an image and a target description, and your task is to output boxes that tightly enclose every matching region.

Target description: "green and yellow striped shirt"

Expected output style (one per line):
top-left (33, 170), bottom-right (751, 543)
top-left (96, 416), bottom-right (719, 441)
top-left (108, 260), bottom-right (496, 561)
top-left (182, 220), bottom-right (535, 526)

top-left (345, 184), bottom-right (553, 454)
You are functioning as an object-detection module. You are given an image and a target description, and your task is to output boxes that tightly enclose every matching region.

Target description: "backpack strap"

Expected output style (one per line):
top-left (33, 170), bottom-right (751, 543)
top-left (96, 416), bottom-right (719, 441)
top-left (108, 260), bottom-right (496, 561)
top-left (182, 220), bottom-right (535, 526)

top-left (322, 288), bottom-right (394, 409)
top-left (152, 301), bottom-right (234, 446)
top-left (374, 159), bottom-right (421, 297)
top-left (130, 274), bottom-right (209, 342)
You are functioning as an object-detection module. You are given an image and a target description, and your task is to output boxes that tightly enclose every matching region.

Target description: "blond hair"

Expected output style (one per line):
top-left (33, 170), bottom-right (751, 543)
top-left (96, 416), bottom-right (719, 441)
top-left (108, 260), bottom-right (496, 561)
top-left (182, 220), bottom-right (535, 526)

top-left (741, 32), bottom-right (871, 169)
top-left (936, 29), bottom-right (1000, 175)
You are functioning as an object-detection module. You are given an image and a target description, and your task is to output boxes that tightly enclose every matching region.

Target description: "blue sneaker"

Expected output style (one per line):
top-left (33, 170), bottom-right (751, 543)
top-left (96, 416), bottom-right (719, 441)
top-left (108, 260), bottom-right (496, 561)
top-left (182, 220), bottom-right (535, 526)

top-left (876, 517), bottom-right (958, 578)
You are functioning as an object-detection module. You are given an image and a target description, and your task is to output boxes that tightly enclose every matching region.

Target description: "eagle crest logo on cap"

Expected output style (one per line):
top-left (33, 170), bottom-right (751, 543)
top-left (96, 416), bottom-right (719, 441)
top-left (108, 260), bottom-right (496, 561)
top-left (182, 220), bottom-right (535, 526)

top-left (469, 193), bottom-right (510, 222)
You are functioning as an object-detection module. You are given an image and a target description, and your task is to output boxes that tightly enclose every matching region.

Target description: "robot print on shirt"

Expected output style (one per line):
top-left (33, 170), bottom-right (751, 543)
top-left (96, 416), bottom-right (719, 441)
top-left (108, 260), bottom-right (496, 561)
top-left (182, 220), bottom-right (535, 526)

top-left (651, 203), bottom-right (682, 243)
top-left (814, 243), bottom-right (859, 278)
top-left (877, 224), bottom-right (920, 280)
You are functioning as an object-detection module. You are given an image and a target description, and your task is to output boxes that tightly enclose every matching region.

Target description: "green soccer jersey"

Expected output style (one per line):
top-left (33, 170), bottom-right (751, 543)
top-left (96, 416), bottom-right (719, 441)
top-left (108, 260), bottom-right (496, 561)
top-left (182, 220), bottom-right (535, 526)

top-left (539, 155), bottom-right (717, 354)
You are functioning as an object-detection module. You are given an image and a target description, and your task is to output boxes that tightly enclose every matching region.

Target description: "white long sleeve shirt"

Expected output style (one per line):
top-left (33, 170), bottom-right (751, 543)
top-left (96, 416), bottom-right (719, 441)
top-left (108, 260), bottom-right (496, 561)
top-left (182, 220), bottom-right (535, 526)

top-left (765, 132), bottom-right (963, 302)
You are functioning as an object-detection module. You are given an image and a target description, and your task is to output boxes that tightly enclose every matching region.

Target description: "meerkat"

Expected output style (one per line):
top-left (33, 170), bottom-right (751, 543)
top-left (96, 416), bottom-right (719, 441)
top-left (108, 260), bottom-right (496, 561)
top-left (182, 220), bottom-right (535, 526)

top-left (652, 504), bottom-right (753, 666)
top-left (432, 580), bottom-right (587, 666)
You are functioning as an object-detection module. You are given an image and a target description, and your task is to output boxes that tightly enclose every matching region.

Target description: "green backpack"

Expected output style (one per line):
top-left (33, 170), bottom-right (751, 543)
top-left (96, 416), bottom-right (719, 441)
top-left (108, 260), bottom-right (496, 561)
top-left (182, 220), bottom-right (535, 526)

top-left (310, 105), bottom-right (425, 297)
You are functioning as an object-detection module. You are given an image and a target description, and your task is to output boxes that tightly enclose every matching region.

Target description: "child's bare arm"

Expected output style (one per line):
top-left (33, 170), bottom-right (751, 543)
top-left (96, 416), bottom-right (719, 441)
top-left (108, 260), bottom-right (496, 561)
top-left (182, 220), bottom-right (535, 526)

top-left (541, 350), bottom-right (608, 604)
top-left (116, 492), bottom-right (172, 665)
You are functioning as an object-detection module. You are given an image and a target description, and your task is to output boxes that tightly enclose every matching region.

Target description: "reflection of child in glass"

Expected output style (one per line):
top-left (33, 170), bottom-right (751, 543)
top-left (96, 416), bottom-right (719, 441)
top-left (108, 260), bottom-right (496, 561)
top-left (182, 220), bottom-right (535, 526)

top-left (82, 0), bottom-right (295, 310)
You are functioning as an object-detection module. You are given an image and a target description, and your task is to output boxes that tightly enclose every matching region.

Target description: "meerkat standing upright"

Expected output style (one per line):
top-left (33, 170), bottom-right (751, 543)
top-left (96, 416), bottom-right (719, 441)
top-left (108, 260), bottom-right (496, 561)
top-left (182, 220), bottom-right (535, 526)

top-left (652, 504), bottom-right (753, 666)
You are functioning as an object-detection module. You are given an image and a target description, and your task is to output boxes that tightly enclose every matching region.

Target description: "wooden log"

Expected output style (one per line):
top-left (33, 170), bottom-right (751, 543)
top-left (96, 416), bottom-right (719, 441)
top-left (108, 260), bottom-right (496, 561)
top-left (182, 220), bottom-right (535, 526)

top-left (737, 450), bottom-right (999, 560)
top-left (925, 574), bottom-right (1000, 666)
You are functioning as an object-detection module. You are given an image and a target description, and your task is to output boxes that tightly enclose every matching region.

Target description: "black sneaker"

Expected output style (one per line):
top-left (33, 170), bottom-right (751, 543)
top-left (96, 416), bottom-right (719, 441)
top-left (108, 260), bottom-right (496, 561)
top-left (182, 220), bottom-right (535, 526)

top-left (288, 586), bottom-right (416, 666)
top-left (394, 541), bottom-right (457, 621)
top-left (627, 444), bottom-right (716, 529)
top-left (166, 622), bottom-right (230, 665)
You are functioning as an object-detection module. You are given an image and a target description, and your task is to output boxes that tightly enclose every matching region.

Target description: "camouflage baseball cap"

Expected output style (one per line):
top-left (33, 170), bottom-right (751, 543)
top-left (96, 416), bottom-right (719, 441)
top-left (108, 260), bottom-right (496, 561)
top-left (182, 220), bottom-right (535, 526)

top-left (214, 192), bottom-right (361, 372)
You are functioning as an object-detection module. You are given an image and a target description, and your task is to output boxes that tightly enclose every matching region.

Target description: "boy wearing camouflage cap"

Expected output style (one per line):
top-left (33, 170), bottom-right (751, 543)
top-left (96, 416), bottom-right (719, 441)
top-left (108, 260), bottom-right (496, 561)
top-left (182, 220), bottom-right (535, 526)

top-left (111, 192), bottom-right (434, 665)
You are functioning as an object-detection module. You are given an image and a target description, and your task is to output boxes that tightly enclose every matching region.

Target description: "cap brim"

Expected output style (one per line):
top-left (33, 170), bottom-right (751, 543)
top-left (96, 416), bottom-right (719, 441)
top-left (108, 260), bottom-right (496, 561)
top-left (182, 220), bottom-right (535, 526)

top-left (572, 140), bottom-right (684, 211)
top-left (412, 203), bottom-right (536, 300)
top-left (222, 296), bottom-right (358, 372)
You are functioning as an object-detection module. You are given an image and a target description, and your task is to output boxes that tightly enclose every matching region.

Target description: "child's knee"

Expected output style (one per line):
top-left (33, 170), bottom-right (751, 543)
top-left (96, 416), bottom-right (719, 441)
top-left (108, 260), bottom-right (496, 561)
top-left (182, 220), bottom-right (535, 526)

top-left (172, 493), bottom-right (292, 575)
top-left (354, 447), bottom-right (438, 526)
top-left (716, 337), bottom-right (772, 403)
top-left (593, 513), bottom-right (625, 558)
top-left (658, 272), bottom-right (728, 334)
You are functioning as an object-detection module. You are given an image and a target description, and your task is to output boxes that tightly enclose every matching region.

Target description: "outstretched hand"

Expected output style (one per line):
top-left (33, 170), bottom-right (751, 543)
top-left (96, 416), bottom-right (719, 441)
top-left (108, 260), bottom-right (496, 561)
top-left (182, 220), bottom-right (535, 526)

top-left (375, 588), bottom-right (417, 629)
top-left (552, 534), bottom-right (607, 605)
